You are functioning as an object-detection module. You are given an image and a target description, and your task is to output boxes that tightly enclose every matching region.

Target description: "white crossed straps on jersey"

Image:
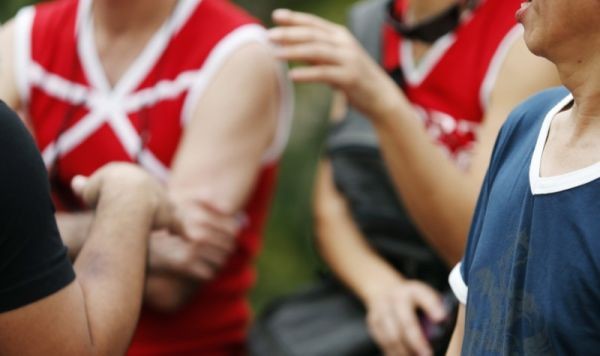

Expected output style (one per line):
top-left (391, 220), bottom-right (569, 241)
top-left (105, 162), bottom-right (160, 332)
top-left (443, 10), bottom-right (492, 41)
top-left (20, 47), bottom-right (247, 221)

top-left (32, 61), bottom-right (199, 182)
top-left (16, 0), bottom-right (290, 181)
top-left (25, 23), bottom-right (275, 182)
top-left (15, 0), bottom-right (210, 181)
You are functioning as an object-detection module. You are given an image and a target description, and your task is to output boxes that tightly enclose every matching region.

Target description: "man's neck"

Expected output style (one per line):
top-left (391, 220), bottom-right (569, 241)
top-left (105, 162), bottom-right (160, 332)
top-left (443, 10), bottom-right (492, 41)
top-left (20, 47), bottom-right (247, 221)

top-left (92, 0), bottom-right (179, 36)
top-left (405, 0), bottom-right (458, 25)
top-left (556, 50), bottom-right (600, 129)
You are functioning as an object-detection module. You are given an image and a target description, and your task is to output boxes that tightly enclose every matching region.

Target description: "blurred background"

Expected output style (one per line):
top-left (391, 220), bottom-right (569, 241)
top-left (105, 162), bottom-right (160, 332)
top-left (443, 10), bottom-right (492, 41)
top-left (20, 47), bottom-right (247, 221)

top-left (0, 0), bottom-right (359, 313)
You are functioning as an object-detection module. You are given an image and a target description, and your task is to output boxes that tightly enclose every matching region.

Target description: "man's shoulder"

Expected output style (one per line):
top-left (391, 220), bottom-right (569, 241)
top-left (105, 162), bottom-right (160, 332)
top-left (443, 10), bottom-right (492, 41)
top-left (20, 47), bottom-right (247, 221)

top-left (500, 87), bottom-right (570, 142)
top-left (0, 101), bottom-right (48, 185)
top-left (485, 87), bottom-right (570, 176)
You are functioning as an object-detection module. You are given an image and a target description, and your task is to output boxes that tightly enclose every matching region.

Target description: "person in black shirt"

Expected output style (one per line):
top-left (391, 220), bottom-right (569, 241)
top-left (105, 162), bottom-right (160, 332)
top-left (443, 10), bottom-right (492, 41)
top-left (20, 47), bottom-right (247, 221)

top-left (0, 101), bottom-right (183, 355)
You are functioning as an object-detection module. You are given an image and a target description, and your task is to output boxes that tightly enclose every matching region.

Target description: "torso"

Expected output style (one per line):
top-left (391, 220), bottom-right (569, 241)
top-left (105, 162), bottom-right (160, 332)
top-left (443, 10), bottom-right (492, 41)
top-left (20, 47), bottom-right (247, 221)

top-left (14, 0), bottom-right (291, 353)
top-left (461, 88), bottom-right (600, 354)
top-left (327, 0), bottom-right (526, 286)
top-left (382, 0), bottom-right (524, 168)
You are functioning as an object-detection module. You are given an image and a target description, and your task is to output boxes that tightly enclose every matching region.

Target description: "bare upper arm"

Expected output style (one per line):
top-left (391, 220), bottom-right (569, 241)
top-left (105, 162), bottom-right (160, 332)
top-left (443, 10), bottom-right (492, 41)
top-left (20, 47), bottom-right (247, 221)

top-left (313, 159), bottom-right (345, 222)
top-left (168, 41), bottom-right (281, 212)
top-left (469, 35), bottom-right (560, 180)
top-left (0, 282), bottom-right (94, 356)
top-left (0, 20), bottom-right (22, 111)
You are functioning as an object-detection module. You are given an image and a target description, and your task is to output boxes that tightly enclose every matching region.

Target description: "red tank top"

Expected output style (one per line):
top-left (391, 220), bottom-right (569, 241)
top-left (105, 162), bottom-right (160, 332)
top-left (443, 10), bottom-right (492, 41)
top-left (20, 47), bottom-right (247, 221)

top-left (14, 0), bottom-right (292, 354)
top-left (383, 0), bottom-right (523, 169)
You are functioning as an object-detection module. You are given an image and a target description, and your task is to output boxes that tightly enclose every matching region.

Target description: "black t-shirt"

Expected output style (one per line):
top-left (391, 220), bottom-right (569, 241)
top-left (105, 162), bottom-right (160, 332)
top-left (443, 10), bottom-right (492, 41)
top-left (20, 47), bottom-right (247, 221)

top-left (0, 101), bottom-right (75, 313)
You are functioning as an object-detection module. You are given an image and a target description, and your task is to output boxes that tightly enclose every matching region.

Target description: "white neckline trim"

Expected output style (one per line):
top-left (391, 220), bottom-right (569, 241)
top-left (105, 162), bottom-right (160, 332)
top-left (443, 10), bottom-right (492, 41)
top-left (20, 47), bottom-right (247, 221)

top-left (400, 32), bottom-right (456, 86)
top-left (77, 0), bottom-right (201, 96)
top-left (528, 93), bottom-right (600, 195)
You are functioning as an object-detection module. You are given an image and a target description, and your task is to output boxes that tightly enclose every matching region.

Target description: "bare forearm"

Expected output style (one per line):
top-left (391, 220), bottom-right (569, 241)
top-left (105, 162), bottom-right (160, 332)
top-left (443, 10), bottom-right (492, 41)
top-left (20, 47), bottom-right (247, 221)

top-left (56, 212), bottom-right (94, 260)
top-left (314, 161), bottom-right (405, 303)
top-left (73, 198), bottom-right (154, 355)
top-left (370, 94), bottom-right (476, 265)
top-left (316, 212), bottom-right (404, 303)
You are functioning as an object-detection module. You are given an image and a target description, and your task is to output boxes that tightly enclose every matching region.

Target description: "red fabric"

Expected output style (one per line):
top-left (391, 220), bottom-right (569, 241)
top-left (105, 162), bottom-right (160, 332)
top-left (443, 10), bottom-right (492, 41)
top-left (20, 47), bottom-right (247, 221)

top-left (130, 165), bottom-right (278, 356)
top-left (383, 0), bottom-right (523, 165)
top-left (26, 0), bottom-right (276, 354)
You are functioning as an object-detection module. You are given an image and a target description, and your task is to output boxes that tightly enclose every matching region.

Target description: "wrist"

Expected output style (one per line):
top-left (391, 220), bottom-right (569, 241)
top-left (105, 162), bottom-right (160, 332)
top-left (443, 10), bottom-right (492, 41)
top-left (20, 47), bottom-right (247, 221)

top-left (96, 187), bottom-right (157, 227)
top-left (362, 86), bottom-right (405, 129)
top-left (362, 65), bottom-right (406, 121)
top-left (359, 272), bottom-right (406, 306)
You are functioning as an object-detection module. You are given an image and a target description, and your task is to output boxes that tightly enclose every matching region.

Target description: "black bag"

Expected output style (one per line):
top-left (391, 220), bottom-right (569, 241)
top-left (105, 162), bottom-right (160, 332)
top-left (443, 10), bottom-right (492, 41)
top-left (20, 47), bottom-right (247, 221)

top-left (248, 277), bottom-right (380, 356)
top-left (248, 276), bottom-right (457, 356)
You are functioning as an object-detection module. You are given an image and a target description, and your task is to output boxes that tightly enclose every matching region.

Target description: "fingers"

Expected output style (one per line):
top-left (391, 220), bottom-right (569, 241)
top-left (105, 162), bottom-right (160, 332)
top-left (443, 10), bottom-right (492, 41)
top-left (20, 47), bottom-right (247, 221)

top-left (193, 244), bottom-right (230, 269)
top-left (187, 260), bottom-right (217, 281)
top-left (193, 199), bottom-right (243, 237)
top-left (180, 197), bottom-right (242, 243)
top-left (392, 302), bottom-right (432, 356)
top-left (152, 198), bottom-right (185, 238)
top-left (368, 307), bottom-right (409, 356)
top-left (268, 26), bottom-right (334, 46)
top-left (411, 284), bottom-right (446, 323)
top-left (275, 43), bottom-right (342, 65)
top-left (272, 9), bottom-right (337, 32)
top-left (149, 232), bottom-right (228, 281)
top-left (366, 280), bottom-right (444, 356)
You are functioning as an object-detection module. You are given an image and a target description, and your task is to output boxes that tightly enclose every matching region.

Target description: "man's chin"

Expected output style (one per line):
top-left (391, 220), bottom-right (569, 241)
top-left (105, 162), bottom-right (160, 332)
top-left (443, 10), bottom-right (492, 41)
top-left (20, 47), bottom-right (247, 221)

top-left (523, 32), bottom-right (544, 57)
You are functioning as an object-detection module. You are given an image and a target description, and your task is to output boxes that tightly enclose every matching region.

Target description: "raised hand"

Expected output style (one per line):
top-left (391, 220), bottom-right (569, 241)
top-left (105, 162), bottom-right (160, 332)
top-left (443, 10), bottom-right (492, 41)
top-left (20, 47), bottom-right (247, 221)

top-left (269, 9), bottom-right (400, 118)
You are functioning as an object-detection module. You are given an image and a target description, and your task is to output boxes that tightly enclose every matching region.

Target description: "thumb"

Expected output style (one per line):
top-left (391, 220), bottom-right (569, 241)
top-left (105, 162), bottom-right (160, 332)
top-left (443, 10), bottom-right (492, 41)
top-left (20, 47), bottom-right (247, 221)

top-left (154, 200), bottom-right (186, 239)
top-left (71, 174), bottom-right (102, 207)
top-left (413, 284), bottom-right (446, 323)
top-left (71, 175), bottom-right (88, 196)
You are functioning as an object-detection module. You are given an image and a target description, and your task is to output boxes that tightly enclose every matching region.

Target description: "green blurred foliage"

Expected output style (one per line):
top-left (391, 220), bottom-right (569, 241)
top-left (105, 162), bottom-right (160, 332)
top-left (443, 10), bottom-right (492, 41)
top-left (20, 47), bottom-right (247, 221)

top-left (234, 0), bottom-right (360, 313)
top-left (0, 0), bottom-right (360, 314)
top-left (0, 0), bottom-right (36, 22)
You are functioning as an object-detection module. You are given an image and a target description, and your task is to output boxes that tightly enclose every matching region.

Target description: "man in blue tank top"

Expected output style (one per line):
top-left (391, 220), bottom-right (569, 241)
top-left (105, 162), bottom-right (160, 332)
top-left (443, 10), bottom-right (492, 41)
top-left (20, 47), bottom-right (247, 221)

top-left (447, 1), bottom-right (600, 354)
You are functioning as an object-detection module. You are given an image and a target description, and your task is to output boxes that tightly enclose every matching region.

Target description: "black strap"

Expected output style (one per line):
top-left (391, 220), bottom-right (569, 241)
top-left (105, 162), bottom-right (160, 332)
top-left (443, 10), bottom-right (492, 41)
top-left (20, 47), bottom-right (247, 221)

top-left (387, 67), bottom-right (406, 88)
top-left (385, 0), bottom-right (461, 44)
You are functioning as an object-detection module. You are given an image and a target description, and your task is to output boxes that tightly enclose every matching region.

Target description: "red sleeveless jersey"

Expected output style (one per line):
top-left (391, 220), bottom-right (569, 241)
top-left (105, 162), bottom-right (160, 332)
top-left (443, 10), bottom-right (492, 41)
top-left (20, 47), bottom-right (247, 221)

top-left (13, 0), bottom-right (292, 354)
top-left (383, 0), bottom-right (523, 169)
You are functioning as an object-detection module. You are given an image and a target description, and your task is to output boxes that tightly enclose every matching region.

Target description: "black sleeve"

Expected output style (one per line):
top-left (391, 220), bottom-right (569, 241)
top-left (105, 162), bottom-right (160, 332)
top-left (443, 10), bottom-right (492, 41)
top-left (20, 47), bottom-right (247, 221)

top-left (0, 101), bottom-right (75, 313)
